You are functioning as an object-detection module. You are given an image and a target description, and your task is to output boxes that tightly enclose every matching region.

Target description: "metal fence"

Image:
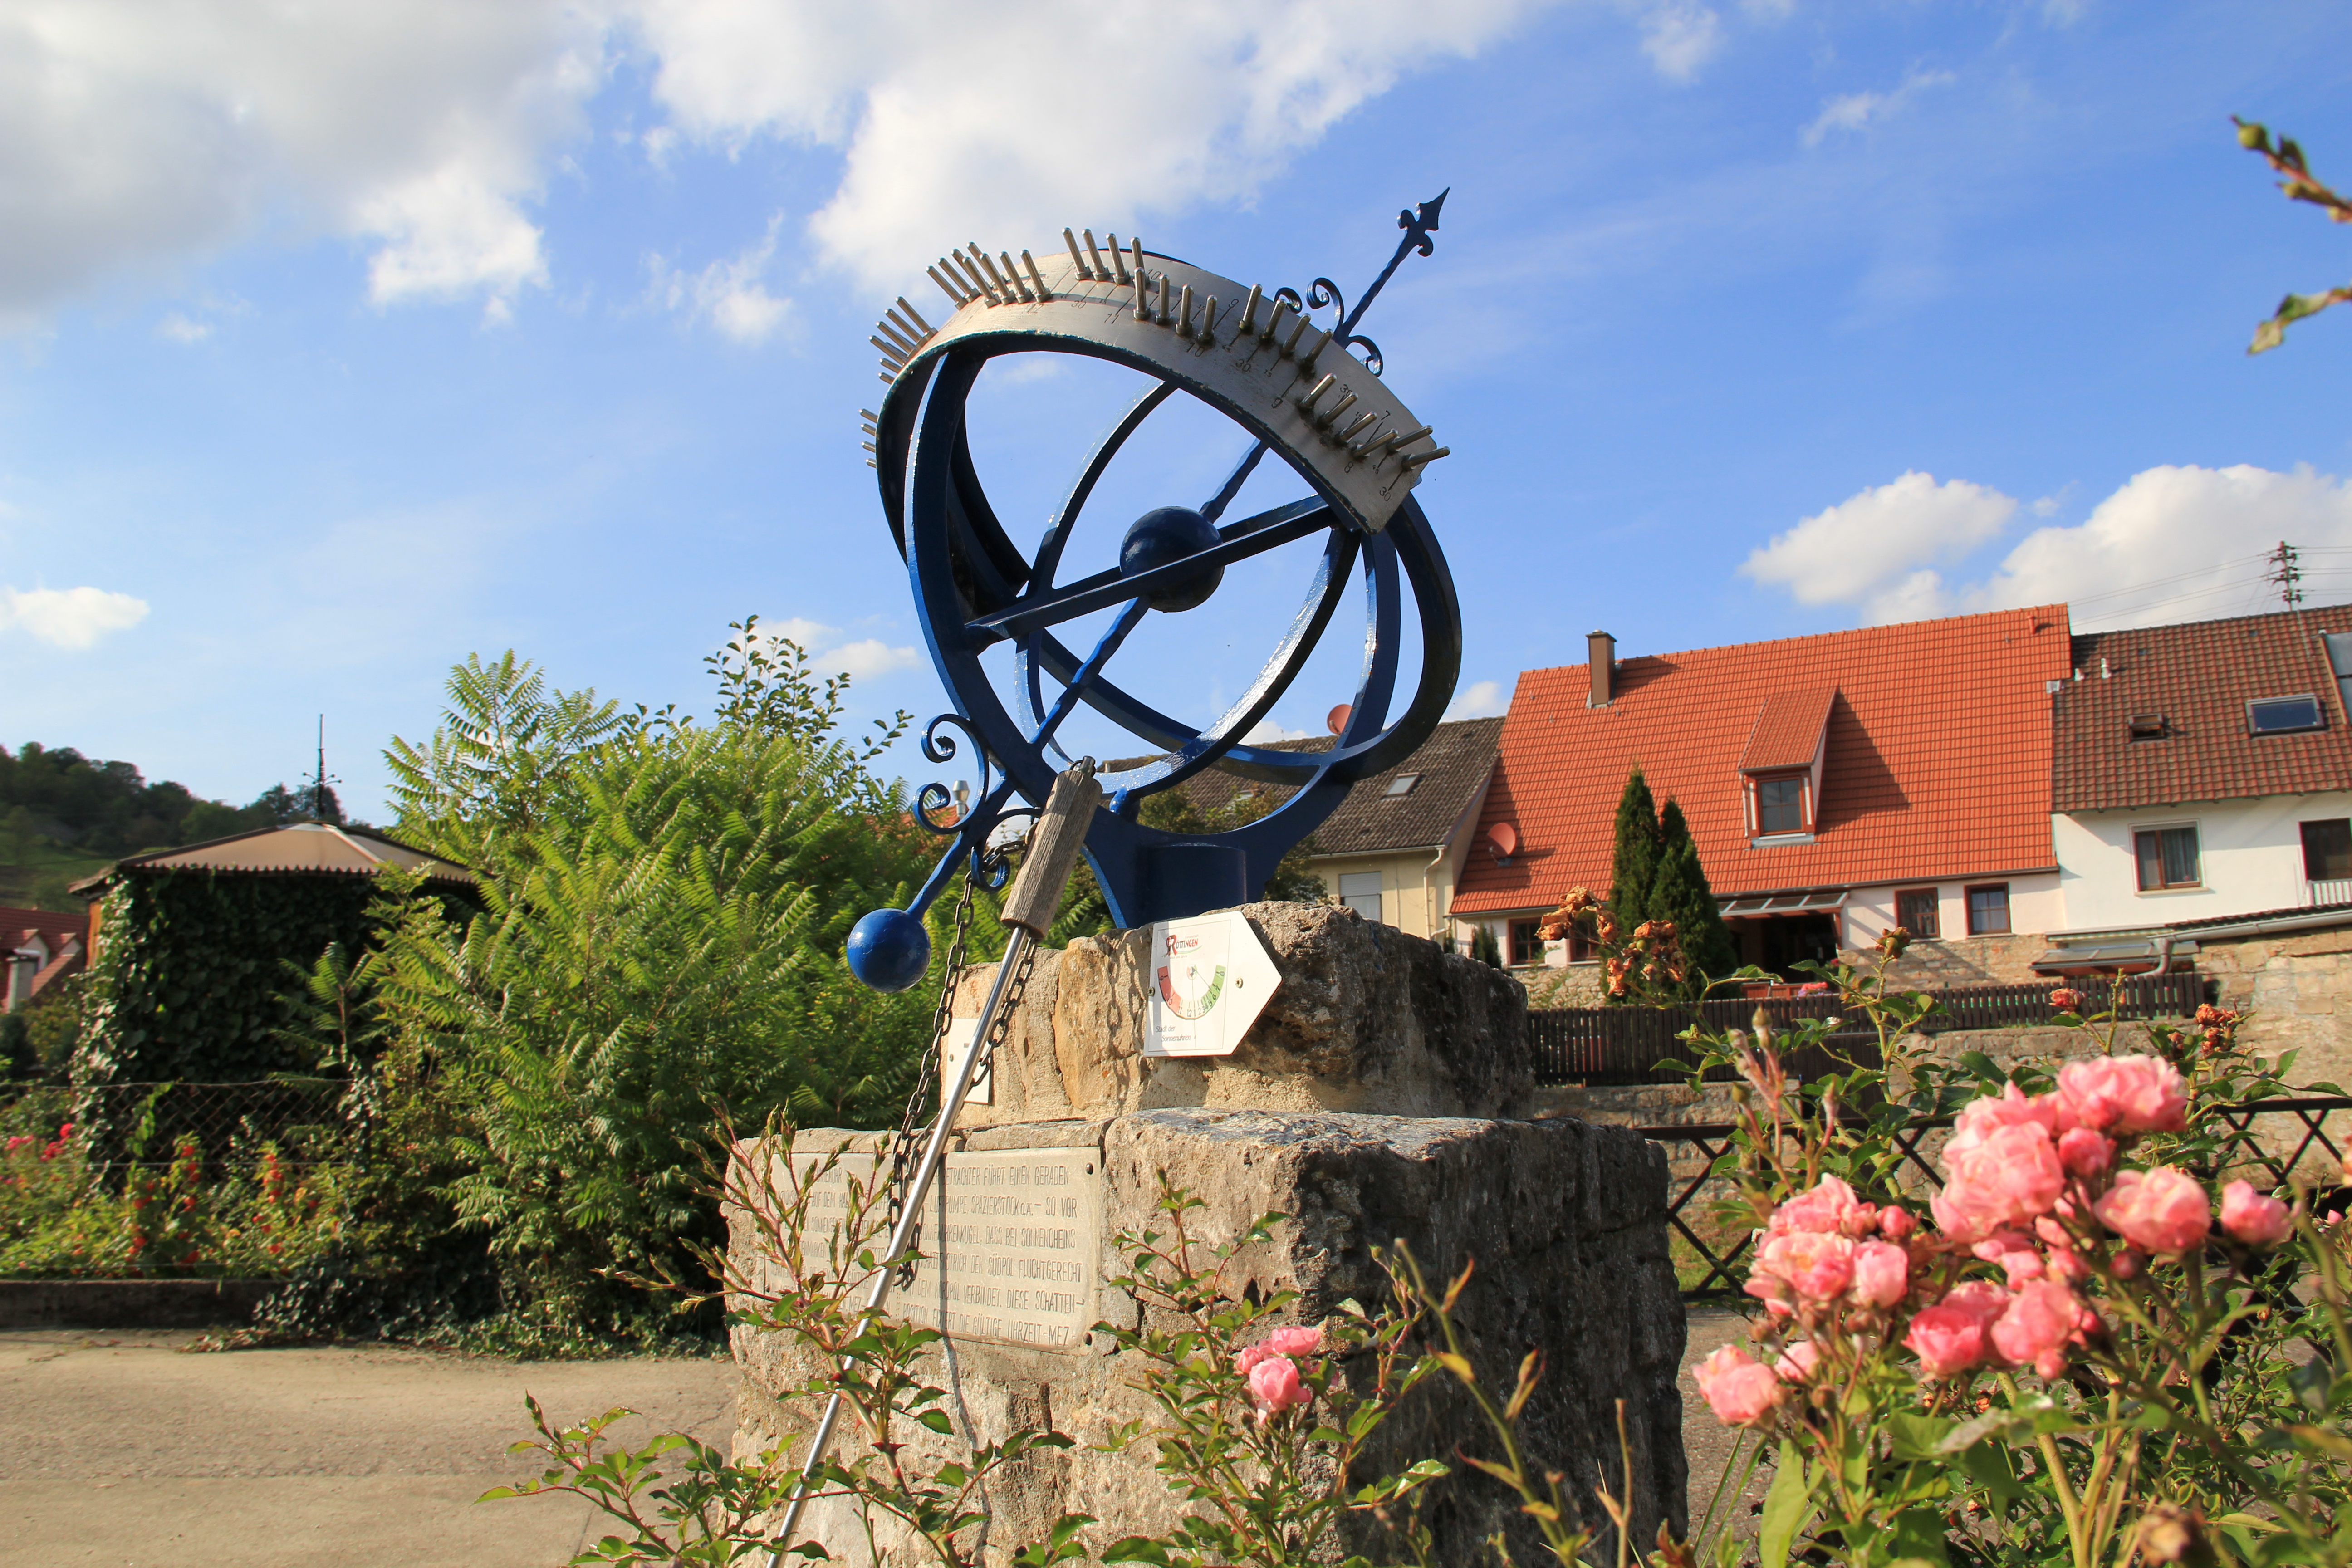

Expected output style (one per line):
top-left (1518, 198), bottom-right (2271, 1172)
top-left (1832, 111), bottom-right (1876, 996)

top-left (1649, 1094), bottom-right (2352, 1299)
top-left (0, 1079), bottom-right (352, 1172)
top-left (1526, 972), bottom-right (2210, 1087)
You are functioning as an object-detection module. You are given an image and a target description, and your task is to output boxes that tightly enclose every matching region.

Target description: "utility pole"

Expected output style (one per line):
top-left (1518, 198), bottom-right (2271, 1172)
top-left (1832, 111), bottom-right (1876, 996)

top-left (2268, 540), bottom-right (2305, 608)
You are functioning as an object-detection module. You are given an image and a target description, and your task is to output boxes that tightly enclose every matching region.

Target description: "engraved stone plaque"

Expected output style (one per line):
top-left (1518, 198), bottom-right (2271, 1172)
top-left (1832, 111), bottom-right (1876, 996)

top-left (794, 1144), bottom-right (1099, 1351)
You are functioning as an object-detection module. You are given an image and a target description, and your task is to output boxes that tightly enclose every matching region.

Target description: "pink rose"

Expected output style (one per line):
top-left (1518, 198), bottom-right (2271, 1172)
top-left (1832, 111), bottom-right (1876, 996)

top-left (1878, 1206), bottom-right (1916, 1241)
top-left (2057, 1056), bottom-right (2187, 1136)
top-left (2057, 1127), bottom-right (2114, 1177)
top-left (1770, 1176), bottom-right (1862, 1237)
top-left (1947, 1083), bottom-right (2074, 1163)
top-left (1246, 1355), bottom-right (1310, 1416)
top-left (1693, 1344), bottom-right (1783, 1426)
top-left (1258, 1325), bottom-right (1323, 1358)
top-left (1991, 1279), bottom-right (2082, 1378)
top-left (1851, 1240), bottom-right (1910, 1307)
top-left (1774, 1340), bottom-right (1821, 1382)
top-left (1750, 1231), bottom-right (1857, 1305)
top-left (1973, 1231), bottom-right (2046, 1285)
top-left (2092, 1167), bottom-right (2210, 1255)
top-left (2219, 1181), bottom-right (2292, 1246)
top-left (1906, 1282), bottom-right (2011, 1379)
top-left (1940, 1121), bottom-right (2068, 1236)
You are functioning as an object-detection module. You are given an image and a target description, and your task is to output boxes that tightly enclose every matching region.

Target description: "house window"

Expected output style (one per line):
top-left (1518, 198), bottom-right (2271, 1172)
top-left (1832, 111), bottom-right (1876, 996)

top-left (2249, 694), bottom-right (2324, 735)
top-left (1509, 920), bottom-right (1544, 965)
top-left (1338, 872), bottom-right (1383, 921)
top-left (1896, 888), bottom-right (1940, 940)
top-left (2134, 826), bottom-right (2201, 891)
top-left (1965, 884), bottom-right (2011, 936)
top-left (2302, 818), bottom-right (2352, 882)
top-left (1756, 775), bottom-right (1806, 834)
top-left (1383, 773), bottom-right (1421, 797)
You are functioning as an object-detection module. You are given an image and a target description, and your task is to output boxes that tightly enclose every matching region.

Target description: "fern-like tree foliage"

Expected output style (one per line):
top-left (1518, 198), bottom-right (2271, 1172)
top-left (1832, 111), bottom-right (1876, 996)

top-left (361, 620), bottom-right (941, 1330)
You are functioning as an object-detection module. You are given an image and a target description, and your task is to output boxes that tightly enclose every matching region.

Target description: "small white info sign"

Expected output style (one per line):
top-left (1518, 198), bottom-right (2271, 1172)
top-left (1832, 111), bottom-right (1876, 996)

top-left (1143, 910), bottom-right (1281, 1058)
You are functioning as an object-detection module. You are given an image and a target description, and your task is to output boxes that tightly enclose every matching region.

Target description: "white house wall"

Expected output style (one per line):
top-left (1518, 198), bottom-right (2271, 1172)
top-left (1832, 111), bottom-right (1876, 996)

top-left (1843, 874), bottom-right (2065, 945)
top-left (2054, 791), bottom-right (2352, 933)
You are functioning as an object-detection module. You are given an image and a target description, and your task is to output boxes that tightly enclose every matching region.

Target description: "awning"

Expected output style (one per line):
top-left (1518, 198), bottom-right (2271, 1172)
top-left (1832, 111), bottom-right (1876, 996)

top-left (1717, 888), bottom-right (1848, 917)
top-left (2030, 939), bottom-right (2200, 975)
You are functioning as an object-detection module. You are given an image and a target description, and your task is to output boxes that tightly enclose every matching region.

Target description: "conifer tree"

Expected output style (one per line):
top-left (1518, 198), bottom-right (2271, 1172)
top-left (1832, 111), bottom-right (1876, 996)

top-left (1647, 834), bottom-right (1739, 994)
top-left (1607, 766), bottom-right (1661, 919)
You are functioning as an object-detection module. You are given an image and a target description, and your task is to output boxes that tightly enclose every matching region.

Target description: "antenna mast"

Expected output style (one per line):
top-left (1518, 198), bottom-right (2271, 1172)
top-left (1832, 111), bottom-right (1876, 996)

top-left (2268, 540), bottom-right (2305, 608)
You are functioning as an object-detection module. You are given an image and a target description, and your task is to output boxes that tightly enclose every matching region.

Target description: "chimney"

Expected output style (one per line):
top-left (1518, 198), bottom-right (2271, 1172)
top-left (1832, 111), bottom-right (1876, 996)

top-left (1588, 630), bottom-right (1617, 707)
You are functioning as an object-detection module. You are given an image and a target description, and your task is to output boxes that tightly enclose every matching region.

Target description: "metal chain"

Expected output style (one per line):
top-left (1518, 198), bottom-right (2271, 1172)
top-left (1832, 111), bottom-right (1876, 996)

top-left (884, 844), bottom-right (1039, 1279)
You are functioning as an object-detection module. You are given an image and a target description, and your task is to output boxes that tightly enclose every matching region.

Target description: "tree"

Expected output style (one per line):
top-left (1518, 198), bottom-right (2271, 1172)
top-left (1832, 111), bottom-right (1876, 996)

top-left (1606, 766), bottom-right (1661, 919)
top-left (1598, 770), bottom-right (1738, 1002)
top-left (1470, 924), bottom-right (1504, 968)
top-left (363, 625), bottom-right (937, 1331)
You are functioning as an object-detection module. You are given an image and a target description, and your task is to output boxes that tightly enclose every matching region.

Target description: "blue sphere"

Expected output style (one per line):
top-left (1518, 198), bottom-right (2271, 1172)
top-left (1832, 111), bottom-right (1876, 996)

top-left (847, 907), bottom-right (932, 993)
top-left (1120, 505), bottom-right (1224, 612)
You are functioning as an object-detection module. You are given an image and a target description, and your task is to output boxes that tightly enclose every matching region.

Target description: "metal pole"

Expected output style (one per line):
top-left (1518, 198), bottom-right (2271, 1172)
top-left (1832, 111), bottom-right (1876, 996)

top-left (764, 763), bottom-right (1101, 1563)
top-left (766, 925), bottom-right (1032, 1554)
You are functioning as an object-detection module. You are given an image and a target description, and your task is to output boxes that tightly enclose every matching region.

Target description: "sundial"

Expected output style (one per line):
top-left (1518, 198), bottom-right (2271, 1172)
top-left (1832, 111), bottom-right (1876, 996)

top-left (846, 195), bottom-right (1463, 992)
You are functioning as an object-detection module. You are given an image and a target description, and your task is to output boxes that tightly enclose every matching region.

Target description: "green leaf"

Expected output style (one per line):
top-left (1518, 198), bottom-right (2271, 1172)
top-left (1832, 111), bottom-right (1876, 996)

top-left (1758, 1441), bottom-right (1814, 1568)
top-left (917, 1409), bottom-right (956, 1435)
top-left (1883, 1413), bottom-right (1954, 1464)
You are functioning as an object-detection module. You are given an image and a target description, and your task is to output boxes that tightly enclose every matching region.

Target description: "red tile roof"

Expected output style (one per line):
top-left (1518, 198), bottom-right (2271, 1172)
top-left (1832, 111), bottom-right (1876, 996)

top-left (1740, 687), bottom-right (1838, 773)
top-left (2051, 604), bottom-right (2352, 812)
top-left (1452, 605), bottom-right (2071, 916)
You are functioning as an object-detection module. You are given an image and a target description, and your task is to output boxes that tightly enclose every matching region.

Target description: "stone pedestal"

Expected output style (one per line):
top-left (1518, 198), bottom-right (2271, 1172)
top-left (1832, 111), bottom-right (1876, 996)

top-left (729, 905), bottom-right (1685, 1564)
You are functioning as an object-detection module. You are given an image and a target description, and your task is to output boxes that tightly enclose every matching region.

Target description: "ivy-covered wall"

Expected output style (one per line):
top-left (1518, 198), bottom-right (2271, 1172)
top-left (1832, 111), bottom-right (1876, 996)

top-left (75, 871), bottom-right (388, 1085)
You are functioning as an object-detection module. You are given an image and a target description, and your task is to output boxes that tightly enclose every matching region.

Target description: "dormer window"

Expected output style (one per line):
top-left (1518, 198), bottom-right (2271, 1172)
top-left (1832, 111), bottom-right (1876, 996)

top-left (2127, 714), bottom-right (2166, 741)
top-left (1756, 775), bottom-right (1807, 834)
top-left (2249, 694), bottom-right (2324, 735)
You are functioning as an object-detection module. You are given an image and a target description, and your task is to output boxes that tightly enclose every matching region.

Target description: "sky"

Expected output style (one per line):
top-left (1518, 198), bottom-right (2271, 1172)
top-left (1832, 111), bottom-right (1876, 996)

top-left (3, 0), bottom-right (2350, 821)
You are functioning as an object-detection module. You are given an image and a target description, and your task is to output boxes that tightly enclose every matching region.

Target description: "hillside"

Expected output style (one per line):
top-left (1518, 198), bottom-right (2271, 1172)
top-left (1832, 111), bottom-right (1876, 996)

top-left (1, 742), bottom-right (335, 912)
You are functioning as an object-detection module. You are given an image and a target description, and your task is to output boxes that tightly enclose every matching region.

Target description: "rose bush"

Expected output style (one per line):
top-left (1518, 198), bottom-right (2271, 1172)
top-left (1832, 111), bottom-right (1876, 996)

top-left (1673, 945), bottom-right (2352, 1568)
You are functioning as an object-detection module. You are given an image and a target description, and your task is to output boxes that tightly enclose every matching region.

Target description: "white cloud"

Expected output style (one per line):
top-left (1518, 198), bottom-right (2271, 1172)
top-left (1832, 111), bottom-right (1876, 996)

top-left (630, 0), bottom-right (1562, 284)
top-left (155, 313), bottom-right (211, 343)
top-left (0, 0), bottom-right (598, 321)
top-left (750, 616), bottom-right (920, 681)
top-left (1632, 2), bottom-right (1722, 82)
top-left (1244, 718), bottom-right (1314, 743)
top-left (650, 215), bottom-right (793, 344)
top-left (1801, 68), bottom-right (1955, 147)
top-left (1741, 470), bottom-right (2015, 619)
top-left (0, 0), bottom-right (1746, 318)
top-left (1744, 463), bottom-right (2352, 632)
top-left (0, 585), bottom-right (149, 648)
top-left (1447, 679), bottom-right (1508, 719)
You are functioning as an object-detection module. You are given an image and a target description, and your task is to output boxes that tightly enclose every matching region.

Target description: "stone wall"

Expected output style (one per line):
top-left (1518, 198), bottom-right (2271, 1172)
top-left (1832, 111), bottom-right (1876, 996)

top-left (2195, 924), bottom-right (2352, 1176)
top-left (1856, 932), bottom-right (2050, 986)
top-left (731, 1111), bottom-right (1683, 1566)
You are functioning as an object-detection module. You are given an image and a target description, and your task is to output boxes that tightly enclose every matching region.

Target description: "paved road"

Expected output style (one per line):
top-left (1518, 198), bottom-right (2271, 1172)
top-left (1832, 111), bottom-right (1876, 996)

top-left (0, 1329), bottom-right (738, 1568)
top-left (3, 1309), bottom-right (1748, 1566)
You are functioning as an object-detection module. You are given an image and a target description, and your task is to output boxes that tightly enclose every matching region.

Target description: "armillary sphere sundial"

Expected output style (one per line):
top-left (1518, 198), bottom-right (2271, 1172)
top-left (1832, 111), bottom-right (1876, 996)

top-left (845, 193), bottom-right (1463, 992)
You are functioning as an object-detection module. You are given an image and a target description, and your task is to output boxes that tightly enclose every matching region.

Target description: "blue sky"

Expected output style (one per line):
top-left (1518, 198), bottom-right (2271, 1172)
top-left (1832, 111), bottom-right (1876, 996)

top-left (3, 0), bottom-right (2349, 821)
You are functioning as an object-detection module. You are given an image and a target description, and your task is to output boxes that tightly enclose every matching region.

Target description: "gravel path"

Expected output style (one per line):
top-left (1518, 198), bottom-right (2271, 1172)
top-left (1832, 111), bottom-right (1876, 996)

top-left (0, 1329), bottom-right (738, 1568)
top-left (1680, 1303), bottom-right (1774, 1553)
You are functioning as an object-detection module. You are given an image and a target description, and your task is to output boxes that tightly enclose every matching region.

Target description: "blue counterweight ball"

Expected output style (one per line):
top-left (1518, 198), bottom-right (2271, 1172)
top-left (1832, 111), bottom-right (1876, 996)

top-left (847, 907), bottom-right (932, 992)
top-left (1119, 505), bottom-right (1224, 612)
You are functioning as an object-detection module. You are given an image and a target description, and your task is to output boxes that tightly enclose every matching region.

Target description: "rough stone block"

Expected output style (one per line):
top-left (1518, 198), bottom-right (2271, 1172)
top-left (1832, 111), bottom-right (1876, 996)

top-left (730, 1110), bottom-right (1684, 1566)
top-left (947, 903), bottom-right (1536, 1127)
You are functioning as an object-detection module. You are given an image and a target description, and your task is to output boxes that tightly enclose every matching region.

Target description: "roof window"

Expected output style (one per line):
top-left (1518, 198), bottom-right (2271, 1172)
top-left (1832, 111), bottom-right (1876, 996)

top-left (2127, 714), bottom-right (2167, 741)
top-left (2249, 694), bottom-right (2324, 735)
top-left (1383, 773), bottom-right (1421, 797)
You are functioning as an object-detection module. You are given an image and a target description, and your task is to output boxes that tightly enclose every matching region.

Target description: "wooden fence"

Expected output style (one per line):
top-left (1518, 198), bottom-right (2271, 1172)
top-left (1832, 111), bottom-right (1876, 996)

top-left (1525, 972), bottom-right (2210, 1087)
